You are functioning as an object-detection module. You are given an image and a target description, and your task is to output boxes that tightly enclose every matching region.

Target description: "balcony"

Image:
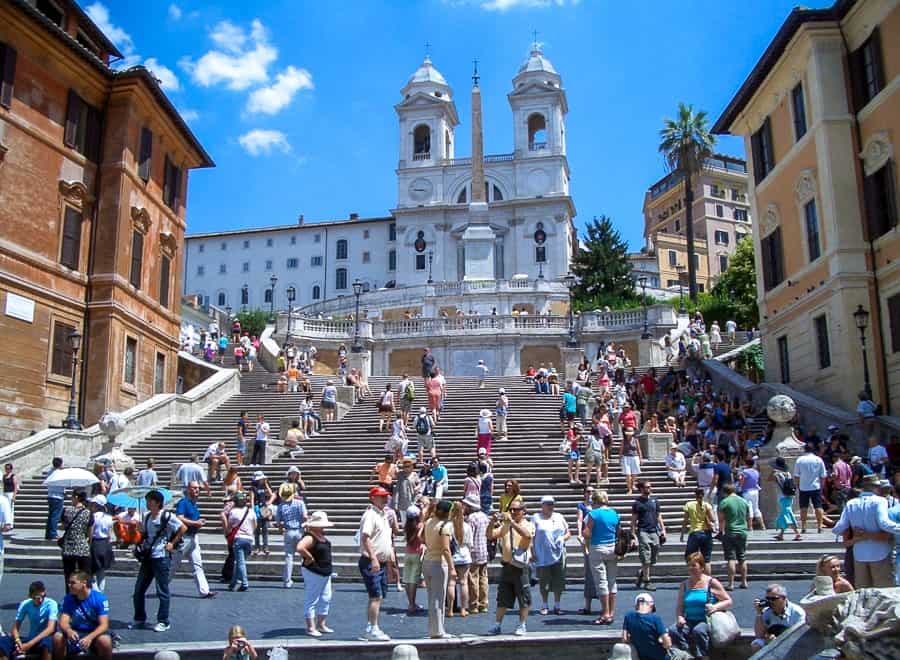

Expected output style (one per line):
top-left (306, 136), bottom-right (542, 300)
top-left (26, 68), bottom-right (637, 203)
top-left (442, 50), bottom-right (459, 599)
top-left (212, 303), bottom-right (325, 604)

top-left (529, 142), bottom-right (548, 152)
top-left (412, 152), bottom-right (430, 161)
top-left (732, 192), bottom-right (747, 202)
top-left (710, 189), bottom-right (725, 199)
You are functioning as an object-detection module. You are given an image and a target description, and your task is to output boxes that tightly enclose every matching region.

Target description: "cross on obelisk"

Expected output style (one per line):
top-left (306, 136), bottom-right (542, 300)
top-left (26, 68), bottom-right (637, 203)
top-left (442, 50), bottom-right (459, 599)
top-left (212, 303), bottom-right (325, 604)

top-left (424, 41), bottom-right (431, 58)
top-left (472, 58), bottom-right (479, 86)
top-left (532, 29), bottom-right (539, 48)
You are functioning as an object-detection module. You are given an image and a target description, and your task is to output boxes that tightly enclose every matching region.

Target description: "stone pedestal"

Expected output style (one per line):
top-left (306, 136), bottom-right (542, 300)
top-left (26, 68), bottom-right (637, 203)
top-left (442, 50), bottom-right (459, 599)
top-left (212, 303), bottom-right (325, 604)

top-left (639, 432), bottom-right (673, 461)
top-left (347, 350), bottom-right (372, 379)
top-left (637, 339), bottom-right (666, 368)
top-left (561, 347), bottom-right (584, 382)
top-left (758, 394), bottom-right (806, 526)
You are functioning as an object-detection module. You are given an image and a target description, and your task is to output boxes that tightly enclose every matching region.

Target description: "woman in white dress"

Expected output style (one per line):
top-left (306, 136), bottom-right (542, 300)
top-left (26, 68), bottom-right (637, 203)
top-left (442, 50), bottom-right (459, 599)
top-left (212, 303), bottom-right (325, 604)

top-left (665, 445), bottom-right (687, 487)
top-left (709, 322), bottom-right (722, 352)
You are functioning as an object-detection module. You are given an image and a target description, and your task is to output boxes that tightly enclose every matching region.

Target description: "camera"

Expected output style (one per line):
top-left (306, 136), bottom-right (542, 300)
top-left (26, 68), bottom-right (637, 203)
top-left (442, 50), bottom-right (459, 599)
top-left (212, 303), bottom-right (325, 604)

top-left (754, 598), bottom-right (768, 609)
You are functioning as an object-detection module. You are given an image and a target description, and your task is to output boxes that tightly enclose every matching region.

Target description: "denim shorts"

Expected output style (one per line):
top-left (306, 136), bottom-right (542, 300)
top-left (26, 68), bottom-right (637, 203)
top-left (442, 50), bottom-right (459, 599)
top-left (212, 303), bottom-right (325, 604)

top-left (359, 556), bottom-right (388, 599)
top-left (0, 635), bottom-right (53, 656)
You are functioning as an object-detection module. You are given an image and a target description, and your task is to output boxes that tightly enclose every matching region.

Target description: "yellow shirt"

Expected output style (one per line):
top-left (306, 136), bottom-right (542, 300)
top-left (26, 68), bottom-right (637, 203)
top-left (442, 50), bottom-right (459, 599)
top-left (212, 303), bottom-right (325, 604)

top-left (423, 517), bottom-right (452, 562)
top-left (496, 518), bottom-right (535, 564)
top-left (683, 500), bottom-right (712, 533)
top-left (499, 494), bottom-right (523, 513)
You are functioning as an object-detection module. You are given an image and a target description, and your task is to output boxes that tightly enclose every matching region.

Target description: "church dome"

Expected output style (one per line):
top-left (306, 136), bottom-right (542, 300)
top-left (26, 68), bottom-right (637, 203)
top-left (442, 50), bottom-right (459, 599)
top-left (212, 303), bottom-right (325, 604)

top-left (407, 56), bottom-right (448, 87)
top-left (518, 46), bottom-right (557, 75)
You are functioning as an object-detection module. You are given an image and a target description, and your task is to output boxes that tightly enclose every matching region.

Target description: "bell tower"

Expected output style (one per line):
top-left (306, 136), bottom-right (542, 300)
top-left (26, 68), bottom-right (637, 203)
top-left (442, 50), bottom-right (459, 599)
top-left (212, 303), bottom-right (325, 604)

top-left (508, 43), bottom-right (567, 159)
top-left (395, 56), bottom-right (459, 169)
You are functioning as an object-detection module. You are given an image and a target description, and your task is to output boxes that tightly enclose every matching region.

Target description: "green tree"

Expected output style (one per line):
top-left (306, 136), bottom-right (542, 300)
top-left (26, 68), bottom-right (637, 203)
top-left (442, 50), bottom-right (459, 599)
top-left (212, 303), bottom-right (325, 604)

top-left (711, 236), bottom-right (759, 328)
top-left (658, 103), bottom-right (716, 302)
top-left (235, 308), bottom-right (268, 337)
top-left (571, 215), bottom-right (638, 310)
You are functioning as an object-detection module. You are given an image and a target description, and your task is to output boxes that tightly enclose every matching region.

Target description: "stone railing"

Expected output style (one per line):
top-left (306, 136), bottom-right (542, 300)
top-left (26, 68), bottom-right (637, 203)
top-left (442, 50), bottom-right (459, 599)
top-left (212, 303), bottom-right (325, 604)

top-left (0, 354), bottom-right (241, 478)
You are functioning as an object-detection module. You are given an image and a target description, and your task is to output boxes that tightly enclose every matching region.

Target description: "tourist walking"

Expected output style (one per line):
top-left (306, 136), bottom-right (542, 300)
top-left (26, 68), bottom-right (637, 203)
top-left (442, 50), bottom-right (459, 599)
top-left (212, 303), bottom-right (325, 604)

top-left (3, 463), bottom-right (18, 516)
top-left (378, 384), bottom-right (395, 433)
top-left (718, 483), bottom-right (750, 590)
top-left (251, 415), bottom-right (269, 466)
top-left (249, 472), bottom-right (274, 556)
top-left (532, 495), bottom-right (570, 615)
top-left (793, 443), bottom-right (831, 533)
top-left (576, 487), bottom-right (599, 615)
top-left (621, 429), bottom-right (642, 495)
top-left (680, 488), bottom-right (715, 575)
top-left (421, 499), bottom-right (455, 638)
top-left (357, 486), bottom-right (394, 641)
top-left (296, 511), bottom-right (335, 637)
top-left (170, 481), bottom-right (215, 598)
top-left (397, 374), bottom-right (415, 426)
top-left (395, 458), bottom-right (420, 524)
top-left (477, 409), bottom-right (493, 456)
top-left (321, 379), bottom-right (338, 424)
top-left (135, 459), bottom-right (158, 487)
top-left (464, 494), bottom-right (490, 614)
top-left (130, 490), bottom-right (187, 632)
top-left (476, 359), bottom-right (489, 388)
top-left (447, 501), bottom-right (473, 617)
top-left (275, 482), bottom-right (308, 588)
top-left (421, 348), bottom-right (436, 380)
top-left (59, 491), bottom-right (92, 594)
top-left (583, 489), bottom-right (619, 624)
top-left (426, 376), bottom-right (443, 424)
top-left (487, 500), bottom-right (534, 636)
top-left (495, 388), bottom-right (509, 439)
top-left (668, 553), bottom-right (732, 659)
top-left (414, 407), bottom-right (436, 463)
top-left (88, 495), bottom-right (114, 593)
top-left (771, 457), bottom-right (802, 541)
top-left (631, 481), bottom-right (666, 591)
top-left (44, 457), bottom-right (65, 541)
top-left (0, 491), bottom-right (10, 589)
top-left (236, 411), bottom-right (249, 466)
top-left (403, 505), bottom-right (425, 615)
top-left (738, 456), bottom-right (765, 530)
top-left (499, 480), bottom-right (523, 513)
top-left (223, 492), bottom-right (256, 592)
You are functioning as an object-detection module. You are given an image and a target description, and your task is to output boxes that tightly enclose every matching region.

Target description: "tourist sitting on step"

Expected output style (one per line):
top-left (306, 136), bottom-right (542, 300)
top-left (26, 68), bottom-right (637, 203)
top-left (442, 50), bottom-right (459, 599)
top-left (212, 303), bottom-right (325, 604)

top-left (54, 570), bottom-right (113, 659)
top-left (430, 457), bottom-right (448, 500)
top-left (751, 583), bottom-right (806, 649)
top-left (113, 506), bottom-right (141, 549)
top-left (0, 580), bottom-right (58, 660)
top-left (524, 364), bottom-right (536, 384)
top-left (548, 366), bottom-right (560, 395)
top-left (282, 420), bottom-right (305, 459)
top-left (203, 441), bottom-right (230, 483)
top-left (222, 625), bottom-right (258, 660)
top-left (370, 455), bottom-right (397, 503)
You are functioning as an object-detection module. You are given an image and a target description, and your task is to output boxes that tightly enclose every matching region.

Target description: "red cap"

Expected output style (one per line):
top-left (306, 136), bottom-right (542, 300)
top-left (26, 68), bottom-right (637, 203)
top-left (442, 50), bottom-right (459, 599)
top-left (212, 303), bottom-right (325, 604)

top-left (369, 486), bottom-right (391, 498)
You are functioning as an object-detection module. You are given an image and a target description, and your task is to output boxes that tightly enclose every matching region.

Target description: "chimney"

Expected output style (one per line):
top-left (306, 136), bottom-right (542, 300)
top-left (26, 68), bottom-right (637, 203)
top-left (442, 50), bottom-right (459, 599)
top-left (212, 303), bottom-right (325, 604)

top-left (297, 214), bottom-right (305, 225)
top-left (349, 212), bottom-right (359, 220)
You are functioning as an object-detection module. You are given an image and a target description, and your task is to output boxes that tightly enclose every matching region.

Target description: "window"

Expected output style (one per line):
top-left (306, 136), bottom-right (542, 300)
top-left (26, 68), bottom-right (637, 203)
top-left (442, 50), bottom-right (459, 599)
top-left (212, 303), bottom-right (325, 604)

top-left (667, 279), bottom-right (680, 288)
top-left (493, 185), bottom-right (504, 201)
top-left (389, 224), bottom-right (396, 241)
top-left (263, 289), bottom-right (272, 304)
top-left (162, 156), bottom-right (181, 210)
top-left (362, 251), bottom-right (371, 264)
top-left (719, 255), bottom-right (728, 272)
top-left (60, 207), bottom-right (82, 270)
top-left (290, 235), bottom-right (297, 245)
top-left (312, 285), bottom-right (321, 300)
top-left (714, 230), bottom-right (728, 245)
top-left (335, 268), bottom-right (348, 290)
top-left (791, 83), bottom-right (807, 140)
top-left (220, 242), bottom-right (226, 251)
top-left (363, 230), bottom-right (370, 239)
top-left (813, 315), bottom-right (831, 369)
top-left (675, 220), bottom-right (681, 232)
top-left (715, 204), bottom-right (724, 218)
top-left (850, 28), bottom-right (885, 111)
top-left (243, 240), bottom-right (250, 248)
top-left (888, 292), bottom-right (900, 353)
top-left (242, 262), bottom-right (249, 273)
top-left (668, 250), bottom-right (677, 267)
top-left (219, 264), bottom-right (227, 274)
top-left (750, 117), bottom-right (775, 184)
top-left (734, 209), bottom-right (748, 222)
top-left (311, 256), bottom-right (323, 267)
top-left (804, 199), bottom-right (821, 261)
top-left (198, 244), bottom-right (205, 253)
top-left (240, 287), bottom-right (249, 305)
top-left (265, 260), bottom-right (273, 270)
top-left (761, 228), bottom-right (785, 291)
top-left (336, 239), bottom-right (348, 260)
top-left (154, 353), bottom-right (166, 394)
top-left (314, 234), bottom-right (321, 243)
top-left (50, 321), bottom-right (75, 377)
top-left (864, 161), bottom-right (898, 240)
top-left (64, 90), bottom-right (102, 162)
top-left (535, 245), bottom-right (547, 263)
top-left (777, 336), bottom-right (790, 383)
top-left (266, 238), bottom-right (274, 247)
top-left (457, 188), bottom-right (468, 204)
top-left (129, 230), bottom-right (143, 289)
top-left (415, 254), bottom-right (426, 270)
top-left (692, 254), bottom-right (700, 270)
top-left (217, 292), bottom-right (226, 306)
top-left (196, 265), bottom-right (204, 276)
top-left (138, 127), bottom-right (152, 181)
top-left (413, 124), bottom-right (431, 159)
top-left (159, 255), bottom-right (170, 308)
top-left (124, 336), bottom-right (138, 386)
top-left (388, 249), bottom-right (397, 271)
top-left (36, 0), bottom-right (64, 26)
top-left (286, 258), bottom-right (298, 269)
top-left (528, 113), bottom-right (547, 150)
top-left (731, 188), bottom-right (744, 201)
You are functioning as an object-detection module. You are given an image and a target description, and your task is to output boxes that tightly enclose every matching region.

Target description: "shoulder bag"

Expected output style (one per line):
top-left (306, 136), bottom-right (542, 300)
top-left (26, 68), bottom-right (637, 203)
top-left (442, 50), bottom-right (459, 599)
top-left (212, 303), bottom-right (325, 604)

top-left (133, 512), bottom-right (170, 563)
top-left (225, 508), bottom-right (251, 546)
top-left (706, 581), bottom-right (739, 647)
top-left (57, 507), bottom-right (89, 550)
top-left (508, 524), bottom-right (531, 569)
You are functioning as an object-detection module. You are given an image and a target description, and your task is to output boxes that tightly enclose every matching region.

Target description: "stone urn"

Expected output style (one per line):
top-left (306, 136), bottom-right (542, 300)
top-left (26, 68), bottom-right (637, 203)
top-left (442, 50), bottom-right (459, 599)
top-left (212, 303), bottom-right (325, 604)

top-left (95, 412), bottom-right (134, 472)
top-left (767, 394), bottom-right (805, 453)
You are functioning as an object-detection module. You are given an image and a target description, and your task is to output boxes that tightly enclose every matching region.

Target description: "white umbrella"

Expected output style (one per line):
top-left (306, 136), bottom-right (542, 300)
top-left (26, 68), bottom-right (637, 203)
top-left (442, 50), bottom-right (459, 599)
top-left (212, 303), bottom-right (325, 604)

top-left (42, 468), bottom-right (99, 490)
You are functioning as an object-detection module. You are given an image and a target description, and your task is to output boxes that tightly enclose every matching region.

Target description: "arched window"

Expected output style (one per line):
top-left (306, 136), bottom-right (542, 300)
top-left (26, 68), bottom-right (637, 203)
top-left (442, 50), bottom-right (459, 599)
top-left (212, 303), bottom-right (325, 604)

top-left (528, 113), bottom-right (547, 151)
top-left (240, 286), bottom-right (249, 305)
top-left (312, 285), bottom-right (321, 300)
top-left (455, 181), bottom-right (504, 204)
top-left (457, 187), bottom-right (467, 204)
top-left (413, 125), bottom-right (431, 160)
top-left (335, 268), bottom-right (348, 290)
top-left (493, 185), bottom-right (504, 201)
top-left (336, 239), bottom-right (348, 260)
top-left (217, 292), bottom-right (226, 306)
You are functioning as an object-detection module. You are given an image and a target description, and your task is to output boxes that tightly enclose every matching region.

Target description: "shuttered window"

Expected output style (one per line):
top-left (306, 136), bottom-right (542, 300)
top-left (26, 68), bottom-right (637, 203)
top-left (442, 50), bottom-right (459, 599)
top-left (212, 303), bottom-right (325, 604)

top-left (750, 118), bottom-right (775, 184)
top-left (761, 228), bottom-right (784, 291)
top-left (777, 336), bottom-right (790, 384)
top-left (850, 28), bottom-right (885, 112)
top-left (159, 255), bottom-right (171, 308)
top-left (154, 352), bottom-right (166, 394)
top-left (124, 337), bottom-right (137, 385)
top-left (50, 321), bottom-right (75, 377)
top-left (814, 315), bottom-right (830, 369)
top-left (60, 207), bottom-right (82, 270)
top-left (0, 42), bottom-right (16, 109)
top-left (130, 230), bottom-right (144, 289)
top-left (64, 90), bottom-right (102, 161)
top-left (138, 127), bottom-right (153, 182)
top-left (163, 155), bottom-right (181, 210)
top-left (888, 293), bottom-right (900, 354)
top-left (864, 161), bottom-right (898, 241)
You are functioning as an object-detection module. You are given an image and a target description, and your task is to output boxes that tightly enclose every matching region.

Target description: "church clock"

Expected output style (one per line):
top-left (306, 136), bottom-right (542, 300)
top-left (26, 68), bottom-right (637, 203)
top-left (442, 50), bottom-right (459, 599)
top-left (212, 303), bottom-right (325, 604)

top-left (408, 178), bottom-right (434, 202)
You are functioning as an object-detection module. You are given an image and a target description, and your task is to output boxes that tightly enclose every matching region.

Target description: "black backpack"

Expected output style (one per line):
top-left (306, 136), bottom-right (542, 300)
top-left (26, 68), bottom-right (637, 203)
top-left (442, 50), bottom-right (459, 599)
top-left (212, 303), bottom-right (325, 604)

top-left (415, 414), bottom-right (430, 435)
top-left (777, 472), bottom-right (796, 496)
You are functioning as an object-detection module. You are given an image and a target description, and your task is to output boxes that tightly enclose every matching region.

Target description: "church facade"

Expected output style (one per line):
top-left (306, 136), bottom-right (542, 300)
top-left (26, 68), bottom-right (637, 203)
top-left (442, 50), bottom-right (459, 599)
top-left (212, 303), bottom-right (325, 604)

top-left (183, 46), bottom-right (576, 314)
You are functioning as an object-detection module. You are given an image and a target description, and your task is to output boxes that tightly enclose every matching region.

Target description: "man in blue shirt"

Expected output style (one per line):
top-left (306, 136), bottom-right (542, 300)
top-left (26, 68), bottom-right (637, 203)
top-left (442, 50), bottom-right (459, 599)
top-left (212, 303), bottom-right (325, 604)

top-left (44, 457), bottom-right (65, 540)
top-left (0, 581), bottom-right (57, 659)
top-left (52, 570), bottom-right (112, 659)
top-left (170, 481), bottom-right (215, 599)
top-left (623, 592), bottom-right (671, 660)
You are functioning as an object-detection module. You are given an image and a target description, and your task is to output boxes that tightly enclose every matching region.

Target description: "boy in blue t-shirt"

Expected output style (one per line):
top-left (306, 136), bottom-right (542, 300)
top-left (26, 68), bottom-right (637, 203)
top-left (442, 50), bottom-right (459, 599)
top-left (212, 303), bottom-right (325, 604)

top-left (0, 581), bottom-right (58, 659)
top-left (53, 570), bottom-right (112, 659)
top-left (623, 592), bottom-right (671, 660)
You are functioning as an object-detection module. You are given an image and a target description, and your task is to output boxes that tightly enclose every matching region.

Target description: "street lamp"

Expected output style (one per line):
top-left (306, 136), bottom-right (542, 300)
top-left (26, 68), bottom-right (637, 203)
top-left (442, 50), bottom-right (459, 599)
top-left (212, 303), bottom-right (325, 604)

top-left (351, 278), bottom-right (363, 353)
top-left (563, 271), bottom-right (579, 347)
top-left (427, 250), bottom-right (434, 284)
top-left (853, 304), bottom-right (872, 399)
top-left (675, 265), bottom-right (686, 314)
top-left (285, 286), bottom-right (296, 342)
top-left (638, 275), bottom-right (651, 339)
top-left (62, 329), bottom-right (82, 430)
top-left (268, 274), bottom-right (278, 331)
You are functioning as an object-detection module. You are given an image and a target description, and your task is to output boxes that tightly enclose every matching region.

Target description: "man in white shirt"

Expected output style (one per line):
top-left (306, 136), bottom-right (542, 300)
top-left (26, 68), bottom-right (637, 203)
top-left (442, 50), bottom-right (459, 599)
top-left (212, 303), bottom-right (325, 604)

top-left (358, 487), bottom-right (393, 642)
top-left (866, 435), bottom-right (889, 477)
top-left (135, 459), bottom-right (158, 487)
top-left (832, 473), bottom-right (900, 587)
top-left (793, 444), bottom-right (830, 533)
top-left (725, 319), bottom-right (737, 344)
top-left (202, 441), bottom-right (230, 482)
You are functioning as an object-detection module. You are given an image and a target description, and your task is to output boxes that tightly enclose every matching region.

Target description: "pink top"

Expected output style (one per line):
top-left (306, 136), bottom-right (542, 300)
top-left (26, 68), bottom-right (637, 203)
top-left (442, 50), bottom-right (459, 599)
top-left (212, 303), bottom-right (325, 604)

top-left (833, 460), bottom-right (852, 490)
top-left (464, 476), bottom-right (481, 499)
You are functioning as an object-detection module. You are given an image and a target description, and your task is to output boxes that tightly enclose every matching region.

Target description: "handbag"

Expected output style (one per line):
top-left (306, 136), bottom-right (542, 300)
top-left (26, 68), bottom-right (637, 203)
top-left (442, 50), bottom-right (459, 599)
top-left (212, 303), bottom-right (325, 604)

top-left (706, 583), bottom-right (739, 646)
top-left (508, 525), bottom-right (530, 569)
top-left (614, 524), bottom-right (635, 558)
top-left (133, 512), bottom-right (171, 563)
top-left (225, 507), bottom-right (251, 545)
top-left (57, 507), bottom-right (88, 549)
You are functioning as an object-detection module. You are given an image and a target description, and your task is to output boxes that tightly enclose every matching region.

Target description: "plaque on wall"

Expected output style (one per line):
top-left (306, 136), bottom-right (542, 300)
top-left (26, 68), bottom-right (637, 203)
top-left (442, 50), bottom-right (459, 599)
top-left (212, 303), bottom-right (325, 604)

top-left (4, 292), bottom-right (35, 323)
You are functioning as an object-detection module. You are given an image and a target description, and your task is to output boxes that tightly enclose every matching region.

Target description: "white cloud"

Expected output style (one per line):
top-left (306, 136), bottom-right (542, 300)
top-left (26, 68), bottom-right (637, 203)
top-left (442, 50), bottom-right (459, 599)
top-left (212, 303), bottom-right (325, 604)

top-left (238, 129), bottom-right (291, 156)
top-left (246, 65), bottom-right (313, 115)
top-left (168, 4), bottom-right (182, 20)
top-left (144, 58), bottom-right (180, 91)
top-left (86, 2), bottom-right (135, 56)
top-left (180, 109), bottom-right (199, 122)
top-left (184, 19), bottom-right (277, 90)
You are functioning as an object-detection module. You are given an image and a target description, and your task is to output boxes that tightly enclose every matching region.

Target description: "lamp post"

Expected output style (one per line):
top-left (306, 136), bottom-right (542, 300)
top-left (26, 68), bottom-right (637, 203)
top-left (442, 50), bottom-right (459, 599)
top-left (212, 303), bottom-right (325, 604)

top-left (427, 250), bottom-right (434, 284)
top-left (268, 274), bottom-right (278, 331)
top-left (675, 265), bottom-right (686, 314)
top-left (853, 304), bottom-right (872, 399)
top-left (563, 271), bottom-right (579, 347)
top-left (638, 275), bottom-right (651, 339)
top-left (62, 329), bottom-right (82, 430)
top-left (285, 286), bottom-right (296, 342)
top-left (351, 278), bottom-right (363, 353)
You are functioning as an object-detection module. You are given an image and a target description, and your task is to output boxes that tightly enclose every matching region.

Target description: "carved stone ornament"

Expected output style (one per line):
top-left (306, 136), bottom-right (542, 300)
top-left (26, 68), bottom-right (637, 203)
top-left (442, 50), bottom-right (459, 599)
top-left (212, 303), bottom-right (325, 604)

top-left (831, 587), bottom-right (900, 660)
top-left (760, 203), bottom-right (779, 237)
top-left (794, 169), bottom-right (817, 206)
top-left (159, 230), bottom-right (178, 256)
top-left (767, 394), bottom-right (797, 424)
top-left (859, 131), bottom-right (893, 177)
top-left (58, 180), bottom-right (93, 209)
top-left (130, 206), bottom-right (151, 234)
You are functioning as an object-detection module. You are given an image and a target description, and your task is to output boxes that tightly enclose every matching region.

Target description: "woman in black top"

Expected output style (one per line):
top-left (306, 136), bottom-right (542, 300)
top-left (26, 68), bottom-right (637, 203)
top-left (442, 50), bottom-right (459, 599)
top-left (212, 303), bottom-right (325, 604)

top-left (296, 511), bottom-right (335, 637)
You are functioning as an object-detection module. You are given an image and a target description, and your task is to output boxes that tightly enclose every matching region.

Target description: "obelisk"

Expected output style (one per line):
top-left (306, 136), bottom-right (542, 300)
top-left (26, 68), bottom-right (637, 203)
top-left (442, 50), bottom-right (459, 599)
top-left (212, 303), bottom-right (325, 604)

top-left (462, 59), bottom-right (495, 279)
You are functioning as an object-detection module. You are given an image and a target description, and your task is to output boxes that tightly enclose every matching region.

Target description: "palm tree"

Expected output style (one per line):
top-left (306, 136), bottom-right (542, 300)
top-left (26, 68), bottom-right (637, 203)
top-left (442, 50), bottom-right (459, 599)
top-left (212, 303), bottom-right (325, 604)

top-left (658, 103), bottom-right (716, 302)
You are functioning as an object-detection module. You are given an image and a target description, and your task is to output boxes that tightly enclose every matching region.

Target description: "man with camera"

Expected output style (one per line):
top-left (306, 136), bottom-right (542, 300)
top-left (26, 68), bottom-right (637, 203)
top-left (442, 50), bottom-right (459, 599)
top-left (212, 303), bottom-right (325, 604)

top-left (752, 584), bottom-right (805, 648)
top-left (486, 502), bottom-right (534, 636)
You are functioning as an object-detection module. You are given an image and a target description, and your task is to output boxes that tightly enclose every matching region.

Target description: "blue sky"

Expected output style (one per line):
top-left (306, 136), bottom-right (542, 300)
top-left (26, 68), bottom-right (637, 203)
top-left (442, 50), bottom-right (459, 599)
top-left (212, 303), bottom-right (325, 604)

top-left (88, 0), bottom-right (831, 250)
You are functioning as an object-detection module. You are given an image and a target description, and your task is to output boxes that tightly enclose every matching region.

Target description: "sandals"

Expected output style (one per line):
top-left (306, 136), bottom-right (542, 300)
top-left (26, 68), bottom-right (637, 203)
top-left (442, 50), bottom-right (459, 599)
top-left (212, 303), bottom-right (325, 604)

top-left (592, 615), bottom-right (613, 625)
top-left (577, 608), bottom-right (592, 615)
top-left (540, 608), bottom-right (550, 616)
top-left (553, 607), bottom-right (562, 615)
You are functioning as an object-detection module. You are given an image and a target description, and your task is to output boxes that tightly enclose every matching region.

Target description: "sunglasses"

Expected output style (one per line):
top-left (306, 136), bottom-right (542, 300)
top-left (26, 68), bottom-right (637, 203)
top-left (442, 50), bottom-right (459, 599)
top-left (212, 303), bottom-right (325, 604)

top-left (509, 507), bottom-right (524, 512)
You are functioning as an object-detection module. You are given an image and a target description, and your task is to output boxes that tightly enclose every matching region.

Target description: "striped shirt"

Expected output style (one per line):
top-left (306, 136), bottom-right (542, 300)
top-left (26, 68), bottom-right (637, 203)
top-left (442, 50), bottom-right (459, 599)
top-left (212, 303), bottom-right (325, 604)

top-left (275, 498), bottom-right (307, 530)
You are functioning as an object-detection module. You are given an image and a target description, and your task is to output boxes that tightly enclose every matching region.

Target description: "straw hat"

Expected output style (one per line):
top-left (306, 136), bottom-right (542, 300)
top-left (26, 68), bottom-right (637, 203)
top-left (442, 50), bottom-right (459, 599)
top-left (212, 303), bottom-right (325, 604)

top-left (479, 408), bottom-right (492, 418)
top-left (278, 483), bottom-right (295, 500)
top-left (304, 511), bottom-right (335, 528)
top-left (462, 494), bottom-right (482, 511)
top-left (252, 470), bottom-right (266, 481)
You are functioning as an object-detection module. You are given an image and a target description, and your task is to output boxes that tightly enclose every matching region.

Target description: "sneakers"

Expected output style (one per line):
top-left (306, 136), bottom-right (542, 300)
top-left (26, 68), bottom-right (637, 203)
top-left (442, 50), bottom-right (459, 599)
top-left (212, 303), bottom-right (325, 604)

top-left (308, 629), bottom-right (322, 637)
top-left (644, 582), bottom-right (657, 592)
top-left (362, 626), bottom-right (391, 641)
top-left (284, 581), bottom-right (294, 589)
top-left (319, 624), bottom-right (334, 634)
top-left (127, 621), bottom-right (144, 630)
top-left (487, 623), bottom-right (502, 635)
top-left (153, 622), bottom-right (171, 633)
top-left (514, 623), bottom-right (527, 636)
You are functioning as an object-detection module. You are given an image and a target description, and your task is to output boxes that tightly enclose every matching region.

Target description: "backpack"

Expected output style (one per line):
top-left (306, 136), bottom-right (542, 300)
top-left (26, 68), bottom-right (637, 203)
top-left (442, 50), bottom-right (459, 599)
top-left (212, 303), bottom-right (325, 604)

top-left (405, 382), bottom-right (415, 401)
top-left (415, 414), bottom-right (430, 435)
top-left (777, 471), bottom-right (796, 496)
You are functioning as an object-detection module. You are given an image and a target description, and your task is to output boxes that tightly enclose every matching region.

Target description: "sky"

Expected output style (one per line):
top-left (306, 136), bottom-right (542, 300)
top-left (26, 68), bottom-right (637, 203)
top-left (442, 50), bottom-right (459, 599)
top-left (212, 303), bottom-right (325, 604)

top-left (87, 0), bottom-right (833, 251)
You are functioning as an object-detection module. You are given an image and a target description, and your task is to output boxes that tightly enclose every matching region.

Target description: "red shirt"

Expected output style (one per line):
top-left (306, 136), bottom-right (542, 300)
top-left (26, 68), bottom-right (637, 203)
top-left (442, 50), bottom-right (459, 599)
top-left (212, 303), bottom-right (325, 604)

top-left (640, 375), bottom-right (656, 395)
top-left (620, 410), bottom-right (637, 430)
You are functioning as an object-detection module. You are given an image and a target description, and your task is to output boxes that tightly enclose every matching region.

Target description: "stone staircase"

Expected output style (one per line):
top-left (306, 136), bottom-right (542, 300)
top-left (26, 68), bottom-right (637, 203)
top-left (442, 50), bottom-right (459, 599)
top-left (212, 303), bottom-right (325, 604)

top-left (4, 353), bottom-right (839, 583)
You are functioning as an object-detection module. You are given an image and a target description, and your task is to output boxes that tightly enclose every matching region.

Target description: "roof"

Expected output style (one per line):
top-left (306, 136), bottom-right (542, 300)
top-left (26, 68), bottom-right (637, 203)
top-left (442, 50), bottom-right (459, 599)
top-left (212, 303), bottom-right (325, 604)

top-left (65, 0), bottom-right (123, 59)
top-left (712, 0), bottom-right (855, 134)
top-left (406, 56), bottom-right (448, 87)
top-left (185, 216), bottom-right (395, 240)
top-left (517, 45), bottom-right (557, 76)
